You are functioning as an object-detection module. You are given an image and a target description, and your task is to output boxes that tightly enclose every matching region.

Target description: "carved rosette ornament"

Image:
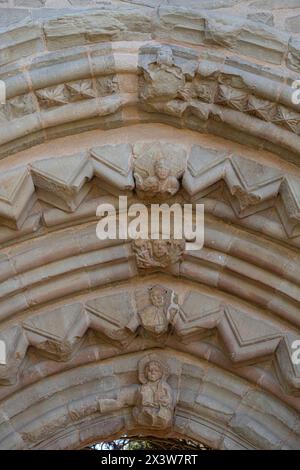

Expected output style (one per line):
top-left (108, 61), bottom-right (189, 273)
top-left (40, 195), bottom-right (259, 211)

top-left (133, 142), bottom-right (186, 200)
top-left (132, 239), bottom-right (185, 270)
top-left (135, 285), bottom-right (180, 336)
top-left (133, 355), bottom-right (174, 429)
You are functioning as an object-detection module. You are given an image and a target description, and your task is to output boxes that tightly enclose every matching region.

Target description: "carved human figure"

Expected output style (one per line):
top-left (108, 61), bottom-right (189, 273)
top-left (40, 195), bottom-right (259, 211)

top-left (133, 142), bottom-right (186, 200)
top-left (132, 238), bottom-right (185, 269)
top-left (133, 239), bottom-right (154, 267)
top-left (133, 356), bottom-right (174, 429)
top-left (140, 46), bottom-right (186, 103)
top-left (137, 285), bottom-right (179, 335)
top-left (135, 157), bottom-right (180, 196)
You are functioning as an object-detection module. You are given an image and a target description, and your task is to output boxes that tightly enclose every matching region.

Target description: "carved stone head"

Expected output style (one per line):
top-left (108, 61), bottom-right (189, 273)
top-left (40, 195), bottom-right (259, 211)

top-left (154, 157), bottom-right (172, 181)
top-left (156, 45), bottom-right (174, 67)
top-left (138, 354), bottom-right (170, 384)
top-left (149, 285), bottom-right (168, 308)
top-left (145, 361), bottom-right (164, 382)
top-left (152, 239), bottom-right (169, 259)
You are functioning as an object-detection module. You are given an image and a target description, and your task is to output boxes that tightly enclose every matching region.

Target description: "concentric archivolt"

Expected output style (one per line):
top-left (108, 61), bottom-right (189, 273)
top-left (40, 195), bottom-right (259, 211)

top-left (1, 350), bottom-right (300, 450)
top-left (0, 277), bottom-right (300, 396)
top-left (1, 1), bottom-right (300, 450)
top-left (1, 140), bottom-right (300, 240)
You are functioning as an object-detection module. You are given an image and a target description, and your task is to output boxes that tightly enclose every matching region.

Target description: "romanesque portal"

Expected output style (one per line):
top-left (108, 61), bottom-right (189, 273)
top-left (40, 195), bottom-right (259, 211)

top-left (0, 0), bottom-right (300, 450)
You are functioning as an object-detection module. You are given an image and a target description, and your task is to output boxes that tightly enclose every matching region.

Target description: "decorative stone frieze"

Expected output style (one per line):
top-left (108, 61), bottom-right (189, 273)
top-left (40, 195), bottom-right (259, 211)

top-left (0, 286), bottom-right (298, 395)
top-left (0, 142), bottom-right (298, 237)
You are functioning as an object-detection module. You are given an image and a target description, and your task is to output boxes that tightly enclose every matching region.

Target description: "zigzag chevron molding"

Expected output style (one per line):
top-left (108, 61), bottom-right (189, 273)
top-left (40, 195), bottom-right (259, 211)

top-left (0, 286), bottom-right (298, 396)
top-left (0, 142), bottom-right (299, 239)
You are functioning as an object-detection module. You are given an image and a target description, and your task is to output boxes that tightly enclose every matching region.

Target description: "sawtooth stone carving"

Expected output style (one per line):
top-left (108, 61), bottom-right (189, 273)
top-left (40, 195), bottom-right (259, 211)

top-left (0, 142), bottom-right (298, 236)
top-left (30, 152), bottom-right (94, 212)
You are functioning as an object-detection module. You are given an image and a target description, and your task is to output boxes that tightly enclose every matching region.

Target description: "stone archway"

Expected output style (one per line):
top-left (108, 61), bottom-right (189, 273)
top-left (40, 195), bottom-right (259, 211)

top-left (0, 0), bottom-right (300, 450)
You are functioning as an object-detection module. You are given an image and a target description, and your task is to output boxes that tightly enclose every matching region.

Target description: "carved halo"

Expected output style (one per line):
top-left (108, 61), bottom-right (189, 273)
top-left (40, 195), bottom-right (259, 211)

top-left (137, 354), bottom-right (170, 384)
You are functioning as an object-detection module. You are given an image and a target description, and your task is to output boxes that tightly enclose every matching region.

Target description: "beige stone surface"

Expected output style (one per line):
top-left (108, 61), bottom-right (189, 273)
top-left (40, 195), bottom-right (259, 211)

top-left (0, 0), bottom-right (300, 450)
